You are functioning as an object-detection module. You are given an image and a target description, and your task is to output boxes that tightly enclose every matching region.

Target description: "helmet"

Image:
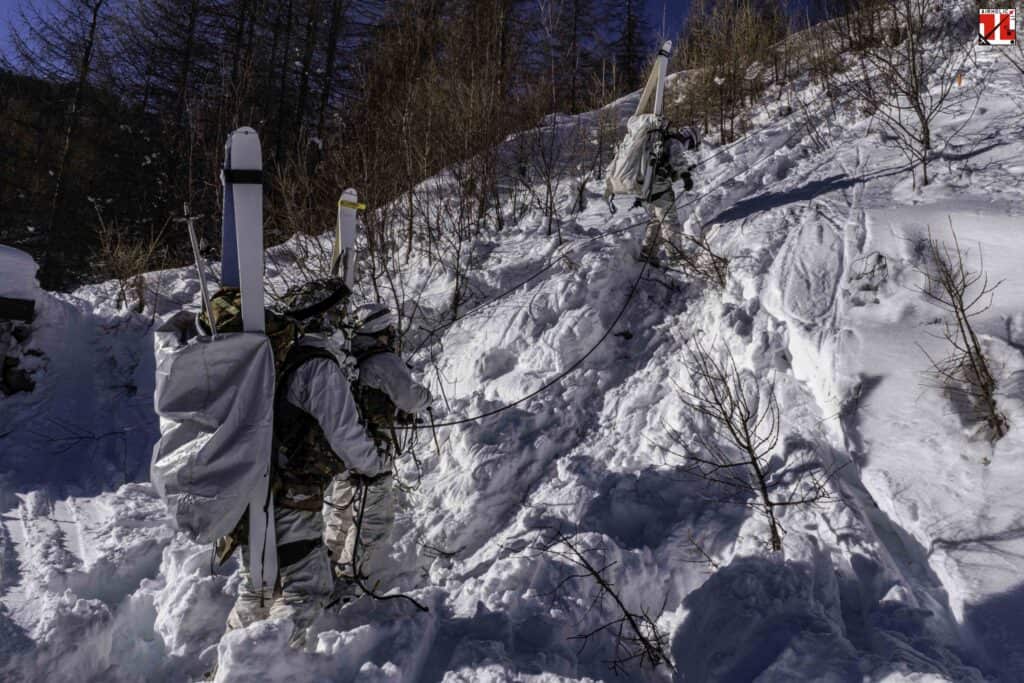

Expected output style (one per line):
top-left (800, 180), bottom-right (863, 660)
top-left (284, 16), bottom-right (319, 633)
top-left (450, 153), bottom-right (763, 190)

top-left (354, 302), bottom-right (396, 335)
top-left (677, 126), bottom-right (701, 151)
top-left (280, 277), bottom-right (351, 329)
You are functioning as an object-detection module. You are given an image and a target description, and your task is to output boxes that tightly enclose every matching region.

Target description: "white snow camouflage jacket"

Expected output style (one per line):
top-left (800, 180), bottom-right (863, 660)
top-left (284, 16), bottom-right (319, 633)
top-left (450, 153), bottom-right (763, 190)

top-left (282, 337), bottom-right (383, 477)
top-left (353, 337), bottom-right (433, 415)
top-left (657, 136), bottom-right (697, 182)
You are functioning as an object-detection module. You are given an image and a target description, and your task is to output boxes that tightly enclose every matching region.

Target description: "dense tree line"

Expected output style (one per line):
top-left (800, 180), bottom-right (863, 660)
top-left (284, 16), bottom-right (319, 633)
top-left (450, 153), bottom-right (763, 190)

top-left (1, 0), bottom-right (652, 289)
top-left (2, 0), bottom-right (905, 292)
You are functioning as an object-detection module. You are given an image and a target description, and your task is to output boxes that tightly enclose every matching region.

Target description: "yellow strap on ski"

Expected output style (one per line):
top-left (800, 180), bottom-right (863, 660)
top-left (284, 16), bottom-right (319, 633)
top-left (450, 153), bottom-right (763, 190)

top-left (338, 199), bottom-right (366, 210)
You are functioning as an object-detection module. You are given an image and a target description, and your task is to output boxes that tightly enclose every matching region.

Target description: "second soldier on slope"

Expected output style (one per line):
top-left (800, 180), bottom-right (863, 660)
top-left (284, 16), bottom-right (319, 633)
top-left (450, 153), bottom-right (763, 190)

top-left (324, 302), bottom-right (432, 601)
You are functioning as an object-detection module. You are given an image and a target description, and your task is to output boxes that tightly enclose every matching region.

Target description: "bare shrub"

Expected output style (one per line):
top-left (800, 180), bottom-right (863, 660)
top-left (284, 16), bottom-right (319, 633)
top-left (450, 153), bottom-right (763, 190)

top-left (667, 337), bottom-right (838, 551)
top-left (537, 529), bottom-right (673, 674)
top-left (93, 203), bottom-right (166, 313)
top-left (916, 223), bottom-right (1008, 443)
top-left (671, 0), bottom-right (789, 144)
top-left (516, 114), bottom-right (576, 243)
top-left (664, 233), bottom-right (729, 289)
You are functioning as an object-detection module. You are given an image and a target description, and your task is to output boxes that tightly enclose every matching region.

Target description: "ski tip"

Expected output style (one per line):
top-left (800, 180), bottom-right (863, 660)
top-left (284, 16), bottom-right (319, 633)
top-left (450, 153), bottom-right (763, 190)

top-left (224, 127), bottom-right (261, 166)
top-left (340, 188), bottom-right (358, 201)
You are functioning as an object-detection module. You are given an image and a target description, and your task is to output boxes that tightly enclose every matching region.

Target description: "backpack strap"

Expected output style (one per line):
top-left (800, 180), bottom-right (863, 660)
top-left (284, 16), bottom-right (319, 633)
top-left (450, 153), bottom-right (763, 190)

top-left (353, 344), bottom-right (391, 363)
top-left (350, 345), bottom-right (402, 458)
top-left (273, 343), bottom-right (340, 439)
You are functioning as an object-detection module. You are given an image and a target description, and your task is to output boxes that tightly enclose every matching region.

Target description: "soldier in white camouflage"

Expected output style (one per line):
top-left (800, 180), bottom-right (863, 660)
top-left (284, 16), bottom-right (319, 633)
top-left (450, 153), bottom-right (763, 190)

top-left (642, 125), bottom-right (701, 264)
top-left (324, 303), bottom-right (432, 600)
top-left (224, 278), bottom-right (383, 648)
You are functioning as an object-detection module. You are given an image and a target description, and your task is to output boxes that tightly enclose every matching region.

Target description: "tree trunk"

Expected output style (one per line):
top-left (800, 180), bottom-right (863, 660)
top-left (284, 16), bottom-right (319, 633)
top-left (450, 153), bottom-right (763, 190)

top-left (274, 0), bottom-right (296, 160)
top-left (317, 0), bottom-right (346, 138)
top-left (43, 0), bottom-right (105, 288)
top-left (175, 0), bottom-right (200, 127)
top-left (295, 0), bottom-right (321, 133)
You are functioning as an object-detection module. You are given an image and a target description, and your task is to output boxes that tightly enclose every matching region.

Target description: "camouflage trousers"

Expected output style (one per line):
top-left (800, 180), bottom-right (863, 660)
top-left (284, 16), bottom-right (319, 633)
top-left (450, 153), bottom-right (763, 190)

top-left (226, 505), bottom-right (333, 647)
top-left (323, 473), bottom-right (396, 589)
top-left (643, 180), bottom-right (682, 257)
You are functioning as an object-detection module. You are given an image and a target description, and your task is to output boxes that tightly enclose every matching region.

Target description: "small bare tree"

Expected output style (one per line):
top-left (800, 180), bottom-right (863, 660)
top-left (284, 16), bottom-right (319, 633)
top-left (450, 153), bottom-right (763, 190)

top-left (518, 113), bottom-right (575, 243)
top-left (668, 338), bottom-right (838, 551)
top-left (843, 0), bottom-right (973, 187)
top-left (916, 224), bottom-right (1008, 443)
top-left (664, 232), bottom-right (729, 289)
top-left (537, 529), bottom-right (673, 674)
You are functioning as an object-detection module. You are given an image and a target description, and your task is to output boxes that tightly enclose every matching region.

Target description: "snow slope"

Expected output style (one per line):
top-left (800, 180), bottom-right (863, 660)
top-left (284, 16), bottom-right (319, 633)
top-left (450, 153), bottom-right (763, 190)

top-left (3, 32), bottom-right (1024, 683)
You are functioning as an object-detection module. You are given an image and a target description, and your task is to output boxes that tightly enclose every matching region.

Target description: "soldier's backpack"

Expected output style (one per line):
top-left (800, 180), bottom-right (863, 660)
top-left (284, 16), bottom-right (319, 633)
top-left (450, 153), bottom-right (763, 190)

top-left (151, 285), bottom-right (356, 549)
top-left (604, 114), bottom-right (666, 206)
top-left (197, 287), bottom-right (299, 367)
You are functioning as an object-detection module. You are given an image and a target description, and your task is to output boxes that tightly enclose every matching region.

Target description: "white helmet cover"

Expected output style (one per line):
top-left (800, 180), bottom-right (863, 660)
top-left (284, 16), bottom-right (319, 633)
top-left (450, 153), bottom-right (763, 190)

top-left (355, 303), bottom-right (396, 335)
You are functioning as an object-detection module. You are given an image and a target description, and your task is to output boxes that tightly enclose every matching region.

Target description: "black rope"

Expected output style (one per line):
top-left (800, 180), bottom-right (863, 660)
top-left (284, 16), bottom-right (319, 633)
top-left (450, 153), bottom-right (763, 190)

top-left (397, 257), bottom-right (650, 430)
top-left (689, 134), bottom-right (751, 168)
top-left (409, 220), bottom-right (645, 357)
top-left (400, 126), bottom-right (802, 430)
top-left (411, 126), bottom-right (799, 358)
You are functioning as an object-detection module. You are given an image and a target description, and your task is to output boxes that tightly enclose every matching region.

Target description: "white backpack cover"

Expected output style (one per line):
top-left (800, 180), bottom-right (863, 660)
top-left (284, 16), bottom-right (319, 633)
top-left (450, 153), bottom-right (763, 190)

top-left (151, 312), bottom-right (275, 544)
top-left (604, 113), bottom-right (665, 201)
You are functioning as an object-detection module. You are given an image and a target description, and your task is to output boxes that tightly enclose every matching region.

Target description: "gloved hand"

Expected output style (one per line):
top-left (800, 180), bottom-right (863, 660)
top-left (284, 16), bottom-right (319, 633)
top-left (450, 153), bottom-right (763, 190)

top-left (682, 172), bottom-right (693, 191)
top-left (396, 410), bottom-right (423, 425)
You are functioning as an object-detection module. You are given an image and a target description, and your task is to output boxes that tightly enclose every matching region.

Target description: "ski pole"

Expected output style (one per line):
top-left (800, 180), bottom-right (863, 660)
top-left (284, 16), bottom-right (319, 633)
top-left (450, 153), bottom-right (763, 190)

top-left (427, 407), bottom-right (442, 459)
top-left (183, 203), bottom-right (217, 340)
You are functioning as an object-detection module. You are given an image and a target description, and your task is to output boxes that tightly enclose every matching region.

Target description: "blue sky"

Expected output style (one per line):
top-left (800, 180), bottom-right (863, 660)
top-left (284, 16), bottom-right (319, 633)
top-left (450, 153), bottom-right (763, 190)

top-left (0, 0), bottom-right (18, 61)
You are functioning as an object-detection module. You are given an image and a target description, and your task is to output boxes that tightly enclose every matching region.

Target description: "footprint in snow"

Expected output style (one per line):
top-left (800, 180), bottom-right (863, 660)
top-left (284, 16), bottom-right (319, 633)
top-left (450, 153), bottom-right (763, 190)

top-left (476, 348), bottom-right (517, 381)
top-left (773, 218), bottom-right (843, 326)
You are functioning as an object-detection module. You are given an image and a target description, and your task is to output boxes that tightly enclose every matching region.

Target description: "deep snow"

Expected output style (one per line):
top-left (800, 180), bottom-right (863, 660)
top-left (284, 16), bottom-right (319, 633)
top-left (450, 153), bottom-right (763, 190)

top-left (2, 32), bottom-right (1024, 683)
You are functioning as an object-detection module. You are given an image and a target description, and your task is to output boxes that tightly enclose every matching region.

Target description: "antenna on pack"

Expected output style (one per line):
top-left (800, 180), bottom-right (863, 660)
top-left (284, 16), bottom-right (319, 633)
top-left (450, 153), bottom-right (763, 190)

top-left (180, 202), bottom-right (216, 339)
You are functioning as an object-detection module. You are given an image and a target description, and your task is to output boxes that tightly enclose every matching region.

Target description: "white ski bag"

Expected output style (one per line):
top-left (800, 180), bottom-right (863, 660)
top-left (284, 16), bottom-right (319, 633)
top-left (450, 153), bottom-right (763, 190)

top-left (151, 322), bottom-right (275, 545)
top-left (151, 127), bottom-right (278, 596)
top-left (604, 113), bottom-right (666, 200)
top-left (604, 41), bottom-right (672, 212)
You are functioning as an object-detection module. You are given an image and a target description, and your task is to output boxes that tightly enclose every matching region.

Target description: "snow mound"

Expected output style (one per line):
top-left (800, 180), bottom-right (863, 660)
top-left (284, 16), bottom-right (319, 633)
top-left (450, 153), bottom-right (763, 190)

top-left (0, 245), bottom-right (40, 300)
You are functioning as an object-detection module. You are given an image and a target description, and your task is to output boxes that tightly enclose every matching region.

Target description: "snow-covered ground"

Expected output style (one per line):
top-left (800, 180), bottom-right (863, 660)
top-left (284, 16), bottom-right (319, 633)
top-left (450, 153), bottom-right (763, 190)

top-left (2, 35), bottom-right (1024, 683)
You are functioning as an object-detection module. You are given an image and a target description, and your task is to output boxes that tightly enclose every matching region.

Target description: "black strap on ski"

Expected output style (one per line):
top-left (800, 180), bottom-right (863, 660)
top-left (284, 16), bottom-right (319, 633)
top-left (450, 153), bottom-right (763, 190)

top-left (224, 169), bottom-right (263, 184)
top-left (658, 47), bottom-right (671, 58)
top-left (273, 343), bottom-right (339, 445)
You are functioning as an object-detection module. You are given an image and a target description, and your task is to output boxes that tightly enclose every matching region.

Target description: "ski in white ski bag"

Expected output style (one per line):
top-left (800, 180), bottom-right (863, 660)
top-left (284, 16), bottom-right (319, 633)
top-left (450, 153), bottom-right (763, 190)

top-left (604, 41), bottom-right (672, 213)
top-left (151, 127), bottom-right (279, 599)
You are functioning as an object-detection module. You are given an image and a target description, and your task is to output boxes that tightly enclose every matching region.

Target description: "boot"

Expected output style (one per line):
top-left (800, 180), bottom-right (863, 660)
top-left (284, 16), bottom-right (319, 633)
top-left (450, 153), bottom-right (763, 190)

top-left (640, 232), bottom-right (662, 268)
